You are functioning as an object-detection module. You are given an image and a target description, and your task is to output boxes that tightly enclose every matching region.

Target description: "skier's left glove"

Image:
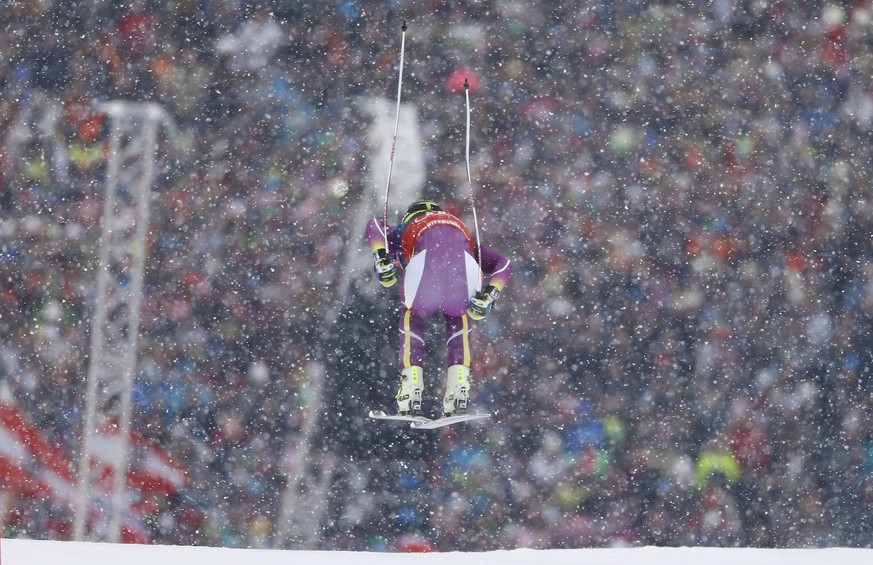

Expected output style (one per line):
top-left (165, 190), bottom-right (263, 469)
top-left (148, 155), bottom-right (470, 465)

top-left (468, 284), bottom-right (500, 320)
top-left (373, 248), bottom-right (397, 287)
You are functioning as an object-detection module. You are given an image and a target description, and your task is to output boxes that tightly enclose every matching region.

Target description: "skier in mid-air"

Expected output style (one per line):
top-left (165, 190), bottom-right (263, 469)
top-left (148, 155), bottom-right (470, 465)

top-left (366, 200), bottom-right (512, 417)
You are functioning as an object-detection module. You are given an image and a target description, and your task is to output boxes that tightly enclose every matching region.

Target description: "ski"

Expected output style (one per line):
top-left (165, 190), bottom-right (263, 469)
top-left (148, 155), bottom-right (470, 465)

top-left (409, 413), bottom-right (491, 430)
top-left (368, 410), bottom-right (491, 429)
top-left (368, 410), bottom-right (430, 424)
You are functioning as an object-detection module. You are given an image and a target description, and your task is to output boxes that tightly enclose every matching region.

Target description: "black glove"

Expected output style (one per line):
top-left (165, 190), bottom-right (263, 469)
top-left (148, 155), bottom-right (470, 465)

top-left (372, 248), bottom-right (397, 287)
top-left (468, 284), bottom-right (500, 320)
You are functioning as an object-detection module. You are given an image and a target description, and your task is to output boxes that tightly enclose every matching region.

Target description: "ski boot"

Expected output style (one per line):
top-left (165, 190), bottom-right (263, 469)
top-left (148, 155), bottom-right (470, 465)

top-left (442, 364), bottom-right (470, 416)
top-left (396, 365), bottom-right (423, 416)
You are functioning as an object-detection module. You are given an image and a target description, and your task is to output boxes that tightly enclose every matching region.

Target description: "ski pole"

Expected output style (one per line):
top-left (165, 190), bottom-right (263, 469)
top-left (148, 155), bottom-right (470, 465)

top-left (464, 77), bottom-right (484, 290)
top-left (381, 19), bottom-right (408, 249)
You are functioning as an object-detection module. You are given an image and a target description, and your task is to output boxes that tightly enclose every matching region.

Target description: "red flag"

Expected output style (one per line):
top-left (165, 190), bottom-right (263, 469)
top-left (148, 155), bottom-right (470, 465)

top-left (0, 403), bottom-right (153, 543)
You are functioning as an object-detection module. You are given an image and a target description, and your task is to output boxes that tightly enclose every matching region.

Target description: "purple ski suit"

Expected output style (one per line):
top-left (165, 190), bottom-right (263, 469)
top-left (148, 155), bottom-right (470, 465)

top-left (366, 213), bottom-right (511, 372)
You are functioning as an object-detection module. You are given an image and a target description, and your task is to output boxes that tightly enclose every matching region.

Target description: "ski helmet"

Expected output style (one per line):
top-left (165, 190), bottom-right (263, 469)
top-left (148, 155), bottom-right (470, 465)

top-left (402, 200), bottom-right (442, 224)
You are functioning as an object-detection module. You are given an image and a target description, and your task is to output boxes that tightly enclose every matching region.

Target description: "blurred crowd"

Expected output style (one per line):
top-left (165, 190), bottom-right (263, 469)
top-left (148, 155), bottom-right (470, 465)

top-left (3, 0), bottom-right (873, 551)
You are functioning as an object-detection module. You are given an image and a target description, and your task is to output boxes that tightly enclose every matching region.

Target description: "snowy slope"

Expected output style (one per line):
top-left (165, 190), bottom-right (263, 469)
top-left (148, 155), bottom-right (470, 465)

top-left (3, 539), bottom-right (873, 565)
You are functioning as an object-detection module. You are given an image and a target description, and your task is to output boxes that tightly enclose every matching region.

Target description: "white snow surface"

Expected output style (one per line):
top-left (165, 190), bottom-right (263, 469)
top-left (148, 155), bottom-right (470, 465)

top-left (3, 539), bottom-right (873, 565)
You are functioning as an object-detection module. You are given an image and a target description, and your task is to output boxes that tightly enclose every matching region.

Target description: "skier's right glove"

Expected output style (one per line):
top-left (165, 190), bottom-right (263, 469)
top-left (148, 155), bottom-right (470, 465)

top-left (372, 248), bottom-right (397, 287)
top-left (468, 284), bottom-right (500, 320)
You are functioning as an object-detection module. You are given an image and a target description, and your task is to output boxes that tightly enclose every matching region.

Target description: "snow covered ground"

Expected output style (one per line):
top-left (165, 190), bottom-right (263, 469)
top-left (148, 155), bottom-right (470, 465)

top-left (3, 539), bottom-right (873, 565)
